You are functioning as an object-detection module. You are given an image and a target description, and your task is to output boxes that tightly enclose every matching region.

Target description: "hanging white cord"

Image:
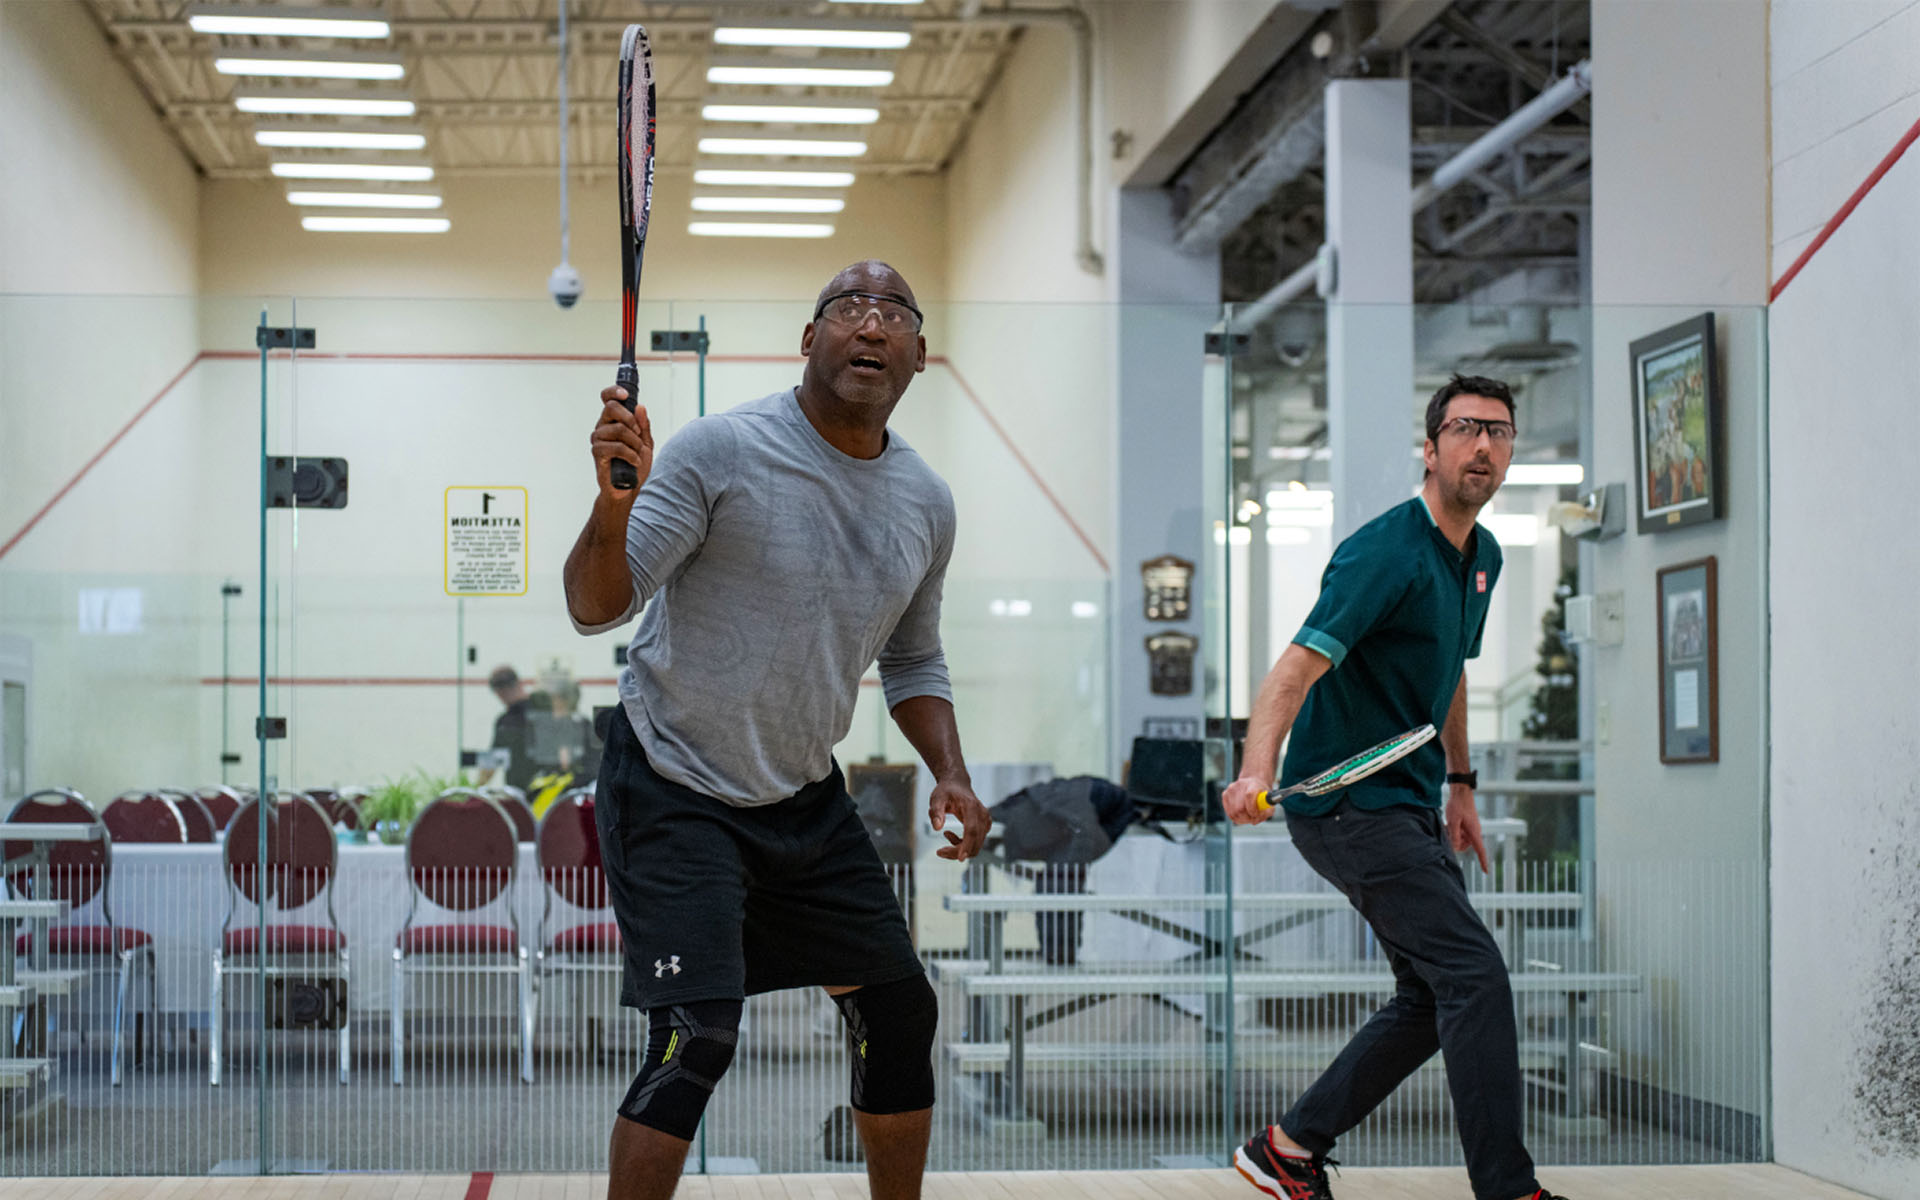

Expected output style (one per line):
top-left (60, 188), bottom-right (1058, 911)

top-left (557, 0), bottom-right (570, 265)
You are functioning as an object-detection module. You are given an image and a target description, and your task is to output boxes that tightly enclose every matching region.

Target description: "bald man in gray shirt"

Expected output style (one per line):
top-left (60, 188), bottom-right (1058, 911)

top-left (564, 261), bottom-right (988, 1200)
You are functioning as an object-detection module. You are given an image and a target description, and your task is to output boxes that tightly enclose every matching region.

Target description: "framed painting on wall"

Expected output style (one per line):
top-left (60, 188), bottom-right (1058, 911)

top-left (1656, 556), bottom-right (1719, 764)
top-left (1630, 313), bottom-right (1724, 533)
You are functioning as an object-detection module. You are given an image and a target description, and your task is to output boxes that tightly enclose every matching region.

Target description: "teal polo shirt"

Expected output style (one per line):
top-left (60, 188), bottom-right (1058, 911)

top-left (1278, 496), bottom-right (1502, 816)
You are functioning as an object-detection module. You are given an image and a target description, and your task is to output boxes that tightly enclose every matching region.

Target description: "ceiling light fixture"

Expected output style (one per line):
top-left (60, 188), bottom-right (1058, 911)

top-left (689, 222), bottom-right (835, 238)
top-left (692, 195), bottom-right (846, 214)
top-left (713, 20), bottom-right (912, 50)
top-left (697, 136), bottom-right (867, 157)
top-left (214, 51), bottom-right (404, 79)
top-left (255, 127), bottom-right (425, 150)
top-left (187, 4), bottom-right (390, 38)
top-left (706, 58), bottom-right (893, 88)
top-left (302, 216), bottom-right (451, 233)
top-left (700, 103), bottom-right (880, 125)
top-left (692, 168), bottom-right (854, 187)
top-left (288, 190), bottom-right (443, 209)
top-left (272, 161), bottom-right (435, 181)
top-left (235, 90), bottom-right (414, 117)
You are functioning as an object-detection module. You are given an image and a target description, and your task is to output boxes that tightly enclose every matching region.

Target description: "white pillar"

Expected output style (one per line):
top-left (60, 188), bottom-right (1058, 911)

top-left (1110, 188), bottom-right (1220, 768)
top-left (1324, 79), bottom-right (1415, 542)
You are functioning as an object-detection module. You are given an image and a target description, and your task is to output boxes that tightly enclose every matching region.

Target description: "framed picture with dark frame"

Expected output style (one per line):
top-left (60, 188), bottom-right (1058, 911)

top-left (1630, 313), bottom-right (1724, 533)
top-left (1656, 556), bottom-right (1718, 764)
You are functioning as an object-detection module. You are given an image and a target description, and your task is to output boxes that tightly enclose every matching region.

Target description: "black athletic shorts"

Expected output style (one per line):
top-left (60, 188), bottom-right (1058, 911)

top-left (594, 705), bottom-right (924, 1009)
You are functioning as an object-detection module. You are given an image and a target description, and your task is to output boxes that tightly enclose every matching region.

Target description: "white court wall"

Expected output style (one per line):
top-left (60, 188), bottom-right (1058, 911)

top-left (1767, 2), bottom-right (1920, 1193)
top-left (0, 298), bottom-right (1114, 801)
top-left (0, 1), bottom-right (204, 797)
top-left (1588, 0), bottom-right (1772, 1125)
top-left (0, 0), bottom-right (201, 537)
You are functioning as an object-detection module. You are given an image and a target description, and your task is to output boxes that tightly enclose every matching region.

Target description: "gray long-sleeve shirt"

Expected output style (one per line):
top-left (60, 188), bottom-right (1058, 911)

top-left (570, 388), bottom-right (956, 805)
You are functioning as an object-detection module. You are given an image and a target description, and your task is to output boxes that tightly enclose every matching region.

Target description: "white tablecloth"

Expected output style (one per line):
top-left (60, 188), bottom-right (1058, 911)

top-left (103, 840), bottom-right (591, 1013)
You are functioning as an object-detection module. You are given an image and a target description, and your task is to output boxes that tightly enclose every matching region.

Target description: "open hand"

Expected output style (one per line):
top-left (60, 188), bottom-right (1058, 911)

top-left (928, 780), bottom-right (989, 861)
top-left (1445, 786), bottom-right (1491, 874)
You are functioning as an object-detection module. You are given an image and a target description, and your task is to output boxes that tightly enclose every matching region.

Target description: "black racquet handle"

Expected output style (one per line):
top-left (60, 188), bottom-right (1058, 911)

top-left (609, 362), bottom-right (640, 490)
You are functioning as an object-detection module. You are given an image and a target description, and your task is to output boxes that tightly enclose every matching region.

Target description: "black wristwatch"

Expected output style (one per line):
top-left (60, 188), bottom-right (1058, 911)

top-left (1446, 770), bottom-right (1478, 789)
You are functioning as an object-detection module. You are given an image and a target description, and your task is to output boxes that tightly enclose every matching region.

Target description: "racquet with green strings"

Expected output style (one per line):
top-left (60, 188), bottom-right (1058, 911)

top-left (1256, 723), bottom-right (1437, 810)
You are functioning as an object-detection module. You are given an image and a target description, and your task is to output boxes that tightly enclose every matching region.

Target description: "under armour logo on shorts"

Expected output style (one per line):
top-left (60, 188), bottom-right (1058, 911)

top-left (654, 956), bottom-right (682, 978)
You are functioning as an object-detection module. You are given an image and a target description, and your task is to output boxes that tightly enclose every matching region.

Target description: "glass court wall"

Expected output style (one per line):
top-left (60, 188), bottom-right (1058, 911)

top-left (0, 291), bottom-right (1769, 1176)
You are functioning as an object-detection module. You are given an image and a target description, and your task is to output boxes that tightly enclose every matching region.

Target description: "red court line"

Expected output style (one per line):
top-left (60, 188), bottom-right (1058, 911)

top-left (0, 351), bottom-right (208, 564)
top-left (1771, 112), bottom-right (1920, 301)
top-left (197, 676), bottom-right (882, 688)
top-left (932, 358), bottom-right (1110, 573)
top-left (198, 676), bottom-right (621, 687)
top-left (463, 1172), bottom-right (493, 1200)
top-left (200, 350), bottom-right (807, 365)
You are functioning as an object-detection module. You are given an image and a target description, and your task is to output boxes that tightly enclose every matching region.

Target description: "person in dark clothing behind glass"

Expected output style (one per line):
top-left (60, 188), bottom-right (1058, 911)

top-left (479, 664), bottom-right (537, 791)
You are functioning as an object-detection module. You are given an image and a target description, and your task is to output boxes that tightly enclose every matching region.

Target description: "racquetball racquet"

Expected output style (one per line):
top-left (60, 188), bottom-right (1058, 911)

top-left (610, 23), bottom-right (656, 491)
top-left (1256, 723), bottom-right (1437, 810)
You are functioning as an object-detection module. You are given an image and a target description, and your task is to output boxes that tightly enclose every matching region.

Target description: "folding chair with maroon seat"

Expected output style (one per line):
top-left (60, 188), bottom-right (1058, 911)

top-left (479, 785), bottom-right (537, 843)
top-left (391, 790), bottom-right (534, 1085)
top-left (194, 786), bottom-right (243, 834)
top-left (157, 790), bottom-right (217, 843)
top-left (534, 787), bottom-right (623, 1053)
top-left (101, 792), bottom-right (188, 845)
top-left (209, 793), bottom-right (349, 1085)
top-left (3, 789), bottom-right (157, 1085)
top-left (302, 788), bottom-right (362, 832)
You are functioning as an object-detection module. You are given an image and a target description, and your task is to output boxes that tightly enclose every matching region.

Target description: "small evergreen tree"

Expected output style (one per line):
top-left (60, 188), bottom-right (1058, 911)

top-left (1519, 567), bottom-right (1580, 867)
top-left (1522, 567), bottom-right (1579, 741)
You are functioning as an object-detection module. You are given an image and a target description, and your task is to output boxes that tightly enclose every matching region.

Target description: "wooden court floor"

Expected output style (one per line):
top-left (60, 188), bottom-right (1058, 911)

top-left (0, 1165), bottom-right (1882, 1200)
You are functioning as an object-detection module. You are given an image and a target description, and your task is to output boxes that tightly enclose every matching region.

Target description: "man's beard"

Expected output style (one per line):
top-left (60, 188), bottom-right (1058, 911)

top-left (1446, 465), bottom-right (1498, 509)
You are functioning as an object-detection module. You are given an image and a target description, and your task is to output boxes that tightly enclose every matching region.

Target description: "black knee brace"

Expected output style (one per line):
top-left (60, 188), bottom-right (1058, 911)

top-left (831, 973), bottom-right (938, 1114)
top-left (618, 999), bottom-right (741, 1140)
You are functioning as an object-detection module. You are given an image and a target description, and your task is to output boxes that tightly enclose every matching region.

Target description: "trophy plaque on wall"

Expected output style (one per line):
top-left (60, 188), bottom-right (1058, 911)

top-left (1145, 632), bottom-right (1199, 696)
top-left (1141, 555), bottom-right (1195, 621)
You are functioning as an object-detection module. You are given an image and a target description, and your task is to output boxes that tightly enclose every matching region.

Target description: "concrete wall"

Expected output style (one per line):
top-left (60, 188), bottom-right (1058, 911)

top-left (1587, 0), bottom-right (1771, 1122)
top-left (1767, 2), bottom-right (1920, 1194)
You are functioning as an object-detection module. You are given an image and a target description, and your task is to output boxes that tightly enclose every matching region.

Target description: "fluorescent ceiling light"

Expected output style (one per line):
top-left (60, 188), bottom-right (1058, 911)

top-left (1481, 513), bottom-right (1541, 546)
top-left (288, 190), bottom-right (442, 208)
top-left (688, 222), bottom-right (835, 238)
top-left (187, 5), bottom-right (390, 38)
top-left (302, 215), bottom-right (451, 233)
top-left (1070, 601), bottom-right (1100, 619)
top-left (713, 21), bottom-right (912, 50)
top-left (701, 103), bottom-right (879, 125)
top-left (214, 51), bottom-right (404, 80)
top-left (235, 90), bottom-right (414, 116)
top-left (692, 195), bottom-right (845, 213)
top-left (707, 59), bottom-right (893, 87)
top-left (698, 136), bottom-right (867, 157)
top-left (272, 161), bottom-right (435, 181)
top-left (1503, 463), bottom-right (1586, 486)
top-left (693, 168), bottom-right (853, 187)
top-left (255, 127), bottom-right (425, 149)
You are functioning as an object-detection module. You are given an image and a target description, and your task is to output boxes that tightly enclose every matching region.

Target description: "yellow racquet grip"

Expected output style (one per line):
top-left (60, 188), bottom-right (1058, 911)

top-left (1255, 791), bottom-right (1273, 811)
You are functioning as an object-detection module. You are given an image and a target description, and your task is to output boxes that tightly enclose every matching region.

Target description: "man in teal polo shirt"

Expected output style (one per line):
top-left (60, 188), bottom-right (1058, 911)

top-left (1225, 376), bottom-right (1570, 1200)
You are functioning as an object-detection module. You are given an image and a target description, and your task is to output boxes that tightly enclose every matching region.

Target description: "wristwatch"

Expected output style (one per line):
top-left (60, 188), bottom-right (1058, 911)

top-left (1446, 770), bottom-right (1478, 789)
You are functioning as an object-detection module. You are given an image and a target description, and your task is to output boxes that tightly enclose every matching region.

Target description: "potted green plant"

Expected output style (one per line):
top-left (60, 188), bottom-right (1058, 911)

top-left (358, 770), bottom-right (475, 843)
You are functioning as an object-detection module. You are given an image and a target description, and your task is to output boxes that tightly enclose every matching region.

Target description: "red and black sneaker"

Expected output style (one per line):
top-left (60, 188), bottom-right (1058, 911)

top-left (1232, 1127), bottom-right (1336, 1200)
